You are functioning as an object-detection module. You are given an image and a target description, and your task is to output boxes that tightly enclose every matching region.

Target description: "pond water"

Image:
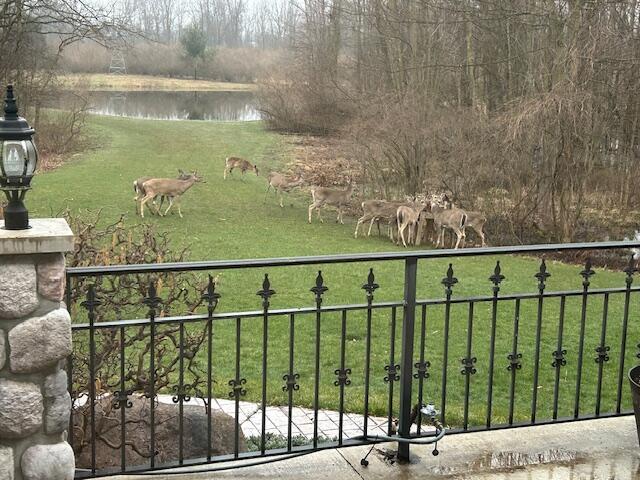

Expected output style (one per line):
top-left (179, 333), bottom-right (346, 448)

top-left (57, 90), bottom-right (261, 122)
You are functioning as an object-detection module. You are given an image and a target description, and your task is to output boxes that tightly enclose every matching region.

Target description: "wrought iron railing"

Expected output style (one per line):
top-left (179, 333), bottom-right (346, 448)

top-left (65, 241), bottom-right (640, 477)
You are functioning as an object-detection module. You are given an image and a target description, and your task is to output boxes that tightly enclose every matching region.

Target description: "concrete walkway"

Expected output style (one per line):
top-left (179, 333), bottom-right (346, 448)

top-left (157, 395), bottom-right (395, 440)
top-left (114, 415), bottom-right (640, 480)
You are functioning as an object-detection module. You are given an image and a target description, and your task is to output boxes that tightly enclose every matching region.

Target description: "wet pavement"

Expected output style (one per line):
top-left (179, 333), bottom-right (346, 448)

top-left (113, 416), bottom-right (640, 480)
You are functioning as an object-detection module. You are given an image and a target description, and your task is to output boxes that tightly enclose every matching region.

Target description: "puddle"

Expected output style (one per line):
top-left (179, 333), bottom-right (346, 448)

top-left (468, 449), bottom-right (578, 470)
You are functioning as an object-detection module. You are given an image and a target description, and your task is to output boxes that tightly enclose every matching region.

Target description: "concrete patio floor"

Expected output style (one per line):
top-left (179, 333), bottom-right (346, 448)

top-left (114, 416), bottom-right (639, 480)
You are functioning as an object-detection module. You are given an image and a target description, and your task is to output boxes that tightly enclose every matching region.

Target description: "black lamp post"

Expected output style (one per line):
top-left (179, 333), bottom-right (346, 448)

top-left (0, 85), bottom-right (38, 230)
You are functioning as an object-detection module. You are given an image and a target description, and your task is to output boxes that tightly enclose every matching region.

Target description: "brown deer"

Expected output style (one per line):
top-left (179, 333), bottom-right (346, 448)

top-left (223, 157), bottom-right (259, 179)
top-left (265, 172), bottom-right (304, 207)
top-left (431, 202), bottom-right (467, 249)
top-left (354, 200), bottom-right (406, 240)
top-left (396, 204), bottom-right (425, 248)
top-left (133, 170), bottom-right (190, 215)
top-left (462, 211), bottom-right (487, 247)
top-left (139, 171), bottom-right (204, 218)
top-left (308, 180), bottom-right (355, 224)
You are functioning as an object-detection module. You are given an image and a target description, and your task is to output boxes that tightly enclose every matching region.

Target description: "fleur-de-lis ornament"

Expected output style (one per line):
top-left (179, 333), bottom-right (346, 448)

top-left (535, 259), bottom-right (551, 291)
top-left (489, 261), bottom-right (505, 294)
top-left (442, 263), bottom-right (458, 295)
top-left (257, 273), bottom-right (276, 308)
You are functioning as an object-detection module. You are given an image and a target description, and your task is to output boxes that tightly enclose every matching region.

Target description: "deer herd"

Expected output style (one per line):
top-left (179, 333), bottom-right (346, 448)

top-left (131, 156), bottom-right (487, 249)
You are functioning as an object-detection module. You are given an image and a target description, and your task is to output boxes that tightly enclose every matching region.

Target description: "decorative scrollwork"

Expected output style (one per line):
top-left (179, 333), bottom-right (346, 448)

top-left (413, 360), bottom-right (431, 379)
top-left (282, 373), bottom-right (300, 392)
top-left (507, 352), bottom-right (522, 371)
top-left (112, 389), bottom-right (133, 409)
top-left (580, 258), bottom-right (595, 287)
top-left (461, 357), bottom-right (477, 375)
top-left (384, 364), bottom-right (400, 383)
top-left (552, 349), bottom-right (567, 368)
top-left (334, 368), bottom-right (352, 387)
top-left (257, 274), bottom-right (276, 308)
top-left (442, 263), bottom-right (458, 294)
top-left (362, 268), bottom-right (379, 299)
top-left (171, 384), bottom-right (193, 403)
top-left (228, 378), bottom-right (247, 398)
top-left (595, 345), bottom-right (611, 364)
top-left (535, 259), bottom-right (551, 291)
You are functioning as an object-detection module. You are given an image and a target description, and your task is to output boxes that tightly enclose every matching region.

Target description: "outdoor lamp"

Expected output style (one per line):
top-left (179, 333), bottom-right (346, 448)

top-left (0, 85), bottom-right (38, 230)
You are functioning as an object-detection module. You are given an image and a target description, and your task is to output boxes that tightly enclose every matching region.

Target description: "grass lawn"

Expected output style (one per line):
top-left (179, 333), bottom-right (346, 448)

top-left (58, 73), bottom-right (255, 92)
top-left (35, 115), bottom-right (640, 430)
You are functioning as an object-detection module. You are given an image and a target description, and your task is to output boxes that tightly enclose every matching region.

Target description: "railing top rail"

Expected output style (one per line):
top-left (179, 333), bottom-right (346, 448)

top-left (66, 240), bottom-right (640, 278)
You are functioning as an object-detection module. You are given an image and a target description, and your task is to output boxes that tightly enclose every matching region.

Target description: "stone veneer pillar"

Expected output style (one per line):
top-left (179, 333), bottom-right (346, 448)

top-left (0, 218), bottom-right (75, 480)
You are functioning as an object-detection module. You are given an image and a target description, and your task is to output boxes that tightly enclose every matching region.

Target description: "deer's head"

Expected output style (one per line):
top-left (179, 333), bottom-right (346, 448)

top-left (188, 171), bottom-right (205, 183)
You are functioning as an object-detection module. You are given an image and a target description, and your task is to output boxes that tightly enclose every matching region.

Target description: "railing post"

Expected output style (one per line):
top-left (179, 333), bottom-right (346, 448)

top-left (398, 257), bottom-right (418, 462)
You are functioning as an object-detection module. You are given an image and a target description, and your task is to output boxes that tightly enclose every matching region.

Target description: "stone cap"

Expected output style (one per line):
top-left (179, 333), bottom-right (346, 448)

top-left (0, 218), bottom-right (74, 255)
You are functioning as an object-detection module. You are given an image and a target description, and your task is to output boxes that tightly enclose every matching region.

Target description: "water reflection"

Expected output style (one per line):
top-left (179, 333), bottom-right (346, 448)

top-left (57, 90), bottom-right (260, 122)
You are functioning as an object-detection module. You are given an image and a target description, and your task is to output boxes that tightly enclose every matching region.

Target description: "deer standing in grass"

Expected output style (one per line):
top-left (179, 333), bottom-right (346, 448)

top-left (431, 202), bottom-right (467, 249)
top-left (133, 170), bottom-right (190, 215)
top-left (265, 172), bottom-right (304, 207)
top-left (223, 157), bottom-right (258, 179)
top-left (139, 171), bottom-right (204, 218)
top-left (396, 204), bottom-right (426, 247)
top-left (354, 200), bottom-right (406, 240)
top-left (308, 180), bottom-right (355, 224)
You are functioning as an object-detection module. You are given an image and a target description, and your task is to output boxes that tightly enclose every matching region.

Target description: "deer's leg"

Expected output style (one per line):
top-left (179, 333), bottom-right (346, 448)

top-left (140, 195), bottom-right (154, 219)
top-left (163, 197), bottom-right (175, 216)
top-left (279, 192), bottom-right (284, 208)
top-left (399, 224), bottom-right (408, 247)
top-left (176, 196), bottom-right (183, 218)
top-left (355, 217), bottom-right (364, 238)
top-left (308, 203), bottom-right (314, 223)
top-left (317, 206), bottom-right (323, 222)
top-left (476, 226), bottom-right (487, 247)
top-left (367, 217), bottom-right (376, 236)
top-left (436, 227), bottom-right (444, 248)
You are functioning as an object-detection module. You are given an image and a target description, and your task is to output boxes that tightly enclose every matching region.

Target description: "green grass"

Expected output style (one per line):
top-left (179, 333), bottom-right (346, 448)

top-left (38, 115), bottom-right (639, 430)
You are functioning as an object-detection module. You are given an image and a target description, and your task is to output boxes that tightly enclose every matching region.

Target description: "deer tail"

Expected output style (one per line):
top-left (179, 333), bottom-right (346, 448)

top-left (460, 213), bottom-right (467, 229)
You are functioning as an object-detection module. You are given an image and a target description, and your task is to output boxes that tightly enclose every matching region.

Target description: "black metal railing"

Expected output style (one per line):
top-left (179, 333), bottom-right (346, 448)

top-left (65, 241), bottom-right (640, 478)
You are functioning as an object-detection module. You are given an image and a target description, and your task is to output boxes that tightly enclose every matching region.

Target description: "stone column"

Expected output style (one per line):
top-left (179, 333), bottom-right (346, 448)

top-left (0, 218), bottom-right (75, 480)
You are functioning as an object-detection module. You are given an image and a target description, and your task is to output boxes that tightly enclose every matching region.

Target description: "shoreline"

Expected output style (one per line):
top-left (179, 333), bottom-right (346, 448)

top-left (58, 73), bottom-right (256, 92)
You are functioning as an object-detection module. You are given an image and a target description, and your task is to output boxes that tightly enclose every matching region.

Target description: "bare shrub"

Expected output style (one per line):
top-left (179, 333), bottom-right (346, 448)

top-left (65, 211), bottom-right (214, 461)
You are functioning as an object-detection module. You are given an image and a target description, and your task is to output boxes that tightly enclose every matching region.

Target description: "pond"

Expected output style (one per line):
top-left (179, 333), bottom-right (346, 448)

top-left (56, 90), bottom-right (261, 122)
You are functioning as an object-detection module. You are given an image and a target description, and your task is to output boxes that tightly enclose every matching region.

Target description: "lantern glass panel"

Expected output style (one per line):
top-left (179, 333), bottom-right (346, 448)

top-left (2, 140), bottom-right (27, 176)
top-left (24, 140), bottom-right (37, 175)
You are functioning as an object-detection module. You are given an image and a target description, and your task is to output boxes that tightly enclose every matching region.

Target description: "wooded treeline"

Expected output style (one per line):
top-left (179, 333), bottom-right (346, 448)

top-left (260, 0), bottom-right (640, 243)
top-left (0, 1), bottom-right (131, 163)
top-left (112, 0), bottom-right (296, 48)
top-left (61, 0), bottom-right (297, 82)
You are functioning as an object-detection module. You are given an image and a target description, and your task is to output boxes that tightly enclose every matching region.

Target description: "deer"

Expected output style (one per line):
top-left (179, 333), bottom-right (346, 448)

top-left (139, 171), bottom-right (204, 218)
top-left (308, 180), bottom-right (355, 224)
top-left (354, 200), bottom-right (406, 240)
top-left (265, 172), bottom-right (304, 207)
top-left (223, 157), bottom-right (259, 179)
top-left (431, 201), bottom-right (467, 249)
top-left (462, 211), bottom-right (487, 247)
top-left (396, 204), bottom-right (426, 248)
top-left (133, 170), bottom-right (190, 215)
